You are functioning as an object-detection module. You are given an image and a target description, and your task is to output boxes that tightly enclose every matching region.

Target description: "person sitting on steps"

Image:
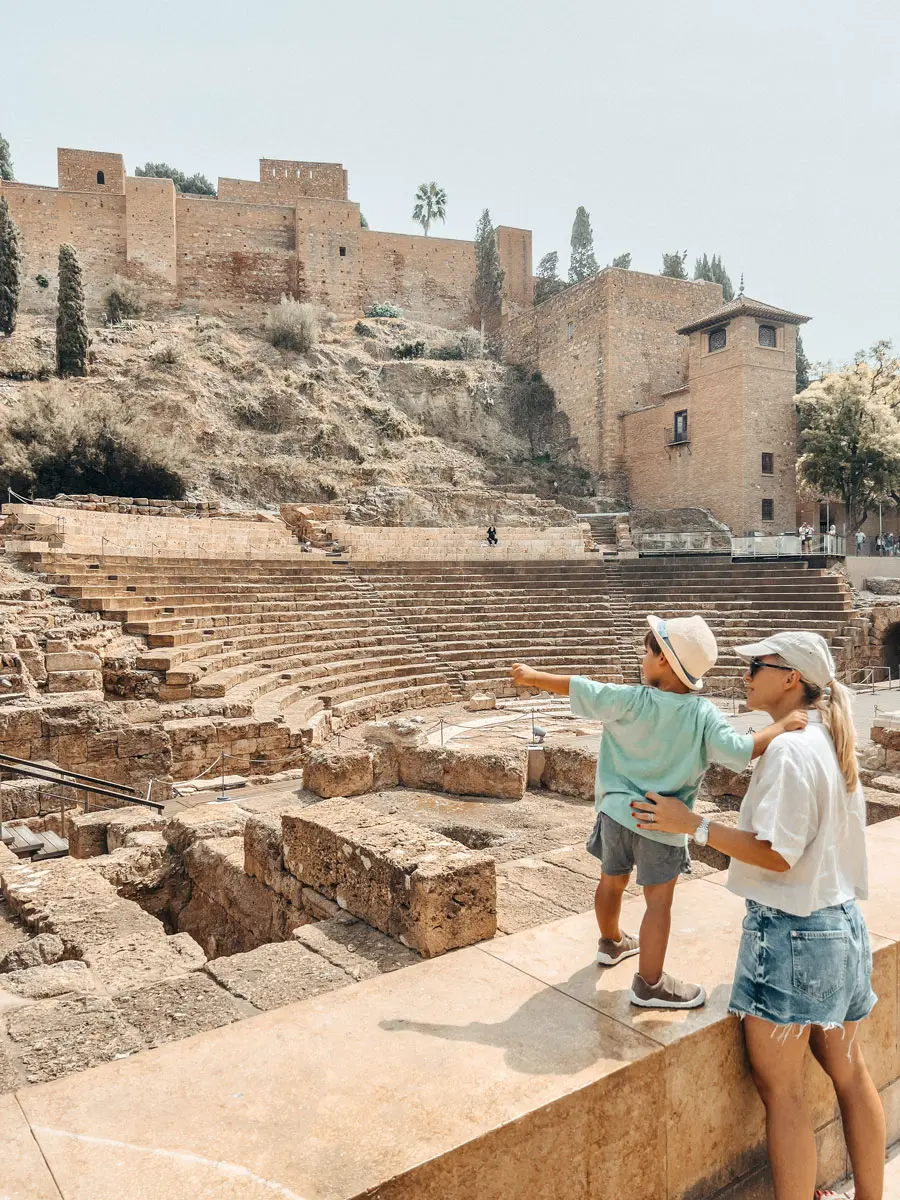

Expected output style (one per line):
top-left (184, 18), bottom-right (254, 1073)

top-left (510, 615), bottom-right (808, 1010)
top-left (486, 525), bottom-right (498, 546)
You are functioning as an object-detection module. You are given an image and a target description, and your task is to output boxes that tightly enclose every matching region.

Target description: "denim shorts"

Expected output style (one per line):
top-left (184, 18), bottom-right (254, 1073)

top-left (586, 812), bottom-right (690, 887)
top-left (729, 898), bottom-right (877, 1028)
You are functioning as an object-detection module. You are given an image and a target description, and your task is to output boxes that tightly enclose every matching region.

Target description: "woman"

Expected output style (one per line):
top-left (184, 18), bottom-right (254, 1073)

top-left (632, 631), bottom-right (884, 1200)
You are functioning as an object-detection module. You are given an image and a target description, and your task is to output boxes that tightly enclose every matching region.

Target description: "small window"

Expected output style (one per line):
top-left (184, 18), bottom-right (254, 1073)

top-left (759, 324), bottom-right (777, 348)
top-left (762, 499), bottom-right (774, 522)
top-left (96, 170), bottom-right (105, 186)
top-left (567, 321), bottom-right (574, 340)
top-left (339, 246), bottom-right (346, 257)
top-left (673, 410), bottom-right (688, 444)
top-left (708, 327), bottom-right (726, 352)
top-left (761, 452), bottom-right (774, 475)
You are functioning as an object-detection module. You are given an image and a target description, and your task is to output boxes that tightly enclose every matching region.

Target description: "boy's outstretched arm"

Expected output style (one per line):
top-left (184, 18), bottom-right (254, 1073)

top-left (749, 709), bottom-right (808, 758)
top-left (510, 663), bottom-right (571, 696)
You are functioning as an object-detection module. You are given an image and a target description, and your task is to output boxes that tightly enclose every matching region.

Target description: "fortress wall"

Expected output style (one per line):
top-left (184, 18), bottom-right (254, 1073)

top-left (57, 191), bottom-right (128, 307)
top-left (0, 182), bottom-right (61, 313)
top-left (57, 148), bottom-right (125, 195)
top-left (359, 232), bottom-right (477, 329)
top-left (295, 198), bottom-right (361, 314)
top-left (495, 226), bottom-right (533, 310)
top-left (125, 176), bottom-right (177, 290)
top-left (175, 196), bottom-right (297, 303)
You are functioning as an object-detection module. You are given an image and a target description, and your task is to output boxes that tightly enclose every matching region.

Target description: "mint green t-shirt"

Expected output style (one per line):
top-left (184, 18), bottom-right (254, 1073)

top-left (570, 676), bottom-right (754, 848)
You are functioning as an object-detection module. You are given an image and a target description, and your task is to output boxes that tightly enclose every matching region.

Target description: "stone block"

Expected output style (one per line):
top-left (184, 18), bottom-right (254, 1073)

top-left (0, 933), bottom-right (64, 973)
top-left (0, 960), bottom-right (103, 1001)
top-left (243, 809), bottom-right (306, 909)
top-left (68, 809), bottom-right (114, 858)
top-left (362, 715), bottom-right (428, 747)
top-left (46, 669), bottom-right (103, 693)
top-left (441, 747), bottom-right (527, 799)
top-left (295, 916), bottom-right (419, 981)
top-left (540, 743), bottom-right (596, 800)
top-left (466, 693), bottom-right (497, 712)
top-left (303, 747), bottom-right (374, 798)
top-left (114, 972), bottom-right (247, 1048)
top-left (204, 940), bottom-right (352, 1011)
top-left (282, 799), bottom-right (497, 957)
top-left (397, 745), bottom-right (446, 789)
top-left (372, 743), bottom-right (399, 789)
top-left (871, 774), bottom-right (900, 795)
top-left (4, 994), bottom-right (144, 1084)
top-left (106, 807), bottom-right (166, 850)
top-left (865, 787), bottom-right (900, 825)
top-left (81, 932), bottom-right (206, 993)
top-left (44, 651), bottom-right (102, 672)
top-left (703, 761), bottom-right (754, 802)
top-left (163, 801), bottom-right (248, 854)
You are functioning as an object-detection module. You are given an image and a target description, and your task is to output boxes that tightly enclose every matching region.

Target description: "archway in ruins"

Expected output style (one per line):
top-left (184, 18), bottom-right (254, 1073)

top-left (883, 622), bottom-right (900, 675)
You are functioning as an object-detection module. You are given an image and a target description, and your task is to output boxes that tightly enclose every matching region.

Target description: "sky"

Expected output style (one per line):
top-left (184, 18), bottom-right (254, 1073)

top-left (4, 0), bottom-right (899, 365)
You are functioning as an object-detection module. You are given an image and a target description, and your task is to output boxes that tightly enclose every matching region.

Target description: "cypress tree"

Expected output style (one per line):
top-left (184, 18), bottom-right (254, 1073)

top-left (0, 133), bottom-right (13, 182)
top-left (611, 252), bottom-right (631, 270)
top-left (56, 243), bottom-right (89, 377)
top-left (795, 333), bottom-right (811, 394)
top-left (568, 207), bottom-right (598, 284)
top-left (0, 197), bottom-right (22, 337)
top-left (474, 209), bottom-right (504, 345)
top-left (661, 250), bottom-right (688, 279)
top-left (693, 252), bottom-right (734, 300)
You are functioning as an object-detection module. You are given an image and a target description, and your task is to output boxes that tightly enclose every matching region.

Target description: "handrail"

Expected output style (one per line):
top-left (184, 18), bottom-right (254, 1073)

top-left (0, 752), bottom-right (139, 794)
top-left (0, 753), bottom-right (163, 811)
top-left (6, 487), bottom-right (35, 506)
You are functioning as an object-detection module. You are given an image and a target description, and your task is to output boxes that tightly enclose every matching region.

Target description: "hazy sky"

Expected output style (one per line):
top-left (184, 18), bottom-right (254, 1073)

top-left (5, 0), bottom-right (898, 364)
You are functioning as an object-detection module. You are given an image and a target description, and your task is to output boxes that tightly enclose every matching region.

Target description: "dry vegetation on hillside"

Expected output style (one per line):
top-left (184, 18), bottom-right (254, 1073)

top-left (0, 309), bottom-right (595, 513)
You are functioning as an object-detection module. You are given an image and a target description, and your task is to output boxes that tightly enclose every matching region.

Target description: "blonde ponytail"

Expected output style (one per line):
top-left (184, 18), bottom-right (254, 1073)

top-left (813, 679), bottom-right (859, 792)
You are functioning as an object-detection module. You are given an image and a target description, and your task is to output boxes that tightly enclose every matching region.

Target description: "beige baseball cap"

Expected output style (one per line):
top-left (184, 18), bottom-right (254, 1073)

top-left (646, 614), bottom-right (719, 692)
top-left (734, 631), bottom-right (836, 690)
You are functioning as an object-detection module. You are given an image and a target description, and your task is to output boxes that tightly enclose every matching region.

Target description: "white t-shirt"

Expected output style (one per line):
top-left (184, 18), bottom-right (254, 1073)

top-left (726, 711), bottom-right (868, 917)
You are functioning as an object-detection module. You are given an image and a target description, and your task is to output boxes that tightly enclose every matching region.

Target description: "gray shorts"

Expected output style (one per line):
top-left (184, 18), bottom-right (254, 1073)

top-left (586, 812), bottom-right (690, 887)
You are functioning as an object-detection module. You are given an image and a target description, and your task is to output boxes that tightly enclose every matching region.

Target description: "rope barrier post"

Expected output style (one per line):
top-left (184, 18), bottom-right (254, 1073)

top-left (439, 718), bottom-right (444, 747)
top-left (216, 751), bottom-right (229, 803)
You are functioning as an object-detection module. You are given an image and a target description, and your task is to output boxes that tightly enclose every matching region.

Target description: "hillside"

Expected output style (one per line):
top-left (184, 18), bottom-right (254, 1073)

top-left (0, 309), bottom-right (602, 521)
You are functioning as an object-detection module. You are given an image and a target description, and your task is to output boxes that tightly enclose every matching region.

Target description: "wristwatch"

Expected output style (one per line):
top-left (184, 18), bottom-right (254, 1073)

top-left (693, 818), bottom-right (710, 846)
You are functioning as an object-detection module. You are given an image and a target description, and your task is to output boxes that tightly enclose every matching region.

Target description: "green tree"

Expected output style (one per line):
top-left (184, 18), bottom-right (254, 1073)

top-left (412, 182), bottom-right (447, 236)
top-left (796, 342), bottom-right (900, 533)
top-left (661, 250), bottom-right (688, 279)
top-left (0, 198), bottom-right (22, 337)
top-left (693, 252), bottom-right (734, 300)
top-left (568, 207), bottom-right (598, 284)
top-left (56, 243), bottom-right (89, 377)
top-left (360, 212), bottom-right (369, 229)
top-left (134, 162), bottom-right (216, 197)
top-left (611, 252), bottom-right (632, 270)
top-left (534, 251), bottom-right (565, 303)
top-left (795, 333), bottom-right (811, 394)
top-left (0, 133), bottom-right (13, 182)
top-left (474, 208), bottom-right (504, 346)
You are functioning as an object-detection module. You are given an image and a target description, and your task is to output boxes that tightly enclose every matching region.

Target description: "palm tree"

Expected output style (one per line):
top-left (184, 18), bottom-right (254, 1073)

top-left (412, 182), bottom-right (447, 237)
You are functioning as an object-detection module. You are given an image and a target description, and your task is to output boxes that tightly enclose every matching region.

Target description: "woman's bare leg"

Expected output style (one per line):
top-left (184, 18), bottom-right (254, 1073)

top-left (809, 1022), bottom-right (885, 1200)
top-left (743, 1016), bottom-right (816, 1199)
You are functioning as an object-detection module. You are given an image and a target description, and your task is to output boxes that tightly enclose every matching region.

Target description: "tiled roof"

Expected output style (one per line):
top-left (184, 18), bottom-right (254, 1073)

top-left (676, 295), bottom-right (811, 335)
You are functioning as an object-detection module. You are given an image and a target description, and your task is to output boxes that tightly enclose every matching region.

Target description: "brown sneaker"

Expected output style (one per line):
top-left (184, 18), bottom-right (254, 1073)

top-left (596, 932), bottom-right (640, 966)
top-left (630, 971), bottom-right (706, 1009)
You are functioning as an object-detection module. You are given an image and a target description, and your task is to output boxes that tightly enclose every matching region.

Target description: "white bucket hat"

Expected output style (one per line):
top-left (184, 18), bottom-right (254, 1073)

top-left (734, 631), bottom-right (836, 690)
top-left (646, 614), bottom-right (718, 692)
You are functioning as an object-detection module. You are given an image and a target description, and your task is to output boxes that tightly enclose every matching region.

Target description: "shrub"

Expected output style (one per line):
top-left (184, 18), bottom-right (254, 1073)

top-left (393, 341), bottom-right (426, 360)
top-left (0, 338), bottom-right (53, 381)
top-left (234, 388), bottom-right (296, 433)
top-left (316, 475), bottom-right (340, 500)
top-left (148, 340), bottom-right (182, 366)
top-left (429, 341), bottom-right (465, 361)
top-left (35, 274), bottom-right (49, 289)
top-left (428, 328), bottom-right (483, 361)
top-left (364, 302), bottom-right (402, 319)
top-left (104, 275), bottom-right (145, 324)
top-left (354, 321), bottom-right (376, 338)
top-left (265, 297), bottom-right (319, 353)
top-left (0, 388), bottom-right (185, 499)
top-left (361, 400), bottom-right (415, 439)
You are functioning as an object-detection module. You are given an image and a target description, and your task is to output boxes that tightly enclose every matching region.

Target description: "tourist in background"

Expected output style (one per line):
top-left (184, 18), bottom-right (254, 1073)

top-left (486, 526), bottom-right (498, 546)
top-left (633, 632), bottom-right (882, 1200)
top-left (856, 529), bottom-right (867, 556)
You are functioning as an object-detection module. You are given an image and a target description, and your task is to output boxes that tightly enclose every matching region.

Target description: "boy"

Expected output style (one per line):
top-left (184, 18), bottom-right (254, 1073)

top-left (510, 614), bottom-right (806, 1009)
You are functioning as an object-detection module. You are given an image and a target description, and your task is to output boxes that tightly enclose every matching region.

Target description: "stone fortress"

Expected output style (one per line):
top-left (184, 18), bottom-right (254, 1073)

top-left (2, 145), bottom-right (808, 538)
top-left (3, 146), bottom-right (900, 1200)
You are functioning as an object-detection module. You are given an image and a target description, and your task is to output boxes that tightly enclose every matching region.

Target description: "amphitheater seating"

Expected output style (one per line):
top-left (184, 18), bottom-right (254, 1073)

top-left (23, 549), bottom-right (856, 739)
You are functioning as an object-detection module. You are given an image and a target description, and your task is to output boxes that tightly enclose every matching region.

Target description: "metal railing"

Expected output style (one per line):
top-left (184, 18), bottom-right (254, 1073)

top-left (664, 430), bottom-right (690, 447)
top-left (639, 531), bottom-right (731, 556)
top-left (848, 666), bottom-right (898, 694)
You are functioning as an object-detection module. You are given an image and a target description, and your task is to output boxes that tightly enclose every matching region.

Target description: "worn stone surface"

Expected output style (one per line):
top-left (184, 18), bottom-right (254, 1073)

top-left (304, 748), bottom-right (375, 798)
top-left (498, 858), bottom-right (599, 915)
top-left (865, 787), bottom-right (900, 825)
top-left (163, 801), bottom-right (248, 854)
top-left (0, 959), bottom-right (103, 1000)
top-left (46, 668), bottom-right (104, 693)
top-left (0, 1044), bottom-right (20, 1094)
top-left (295, 916), bottom-right (419, 981)
top-left (106, 807), bottom-right (166, 850)
top-left (204, 940), bottom-right (352, 1011)
top-left (362, 716), bottom-right (428, 748)
top-left (82, 932), bottom-right (206, 993)
top-left (68, 808), bottom-right (114, 858)
top-left (282, 798), bottom-right (497, 957)
top-left (114, 972), bottom-right (248, 1048)
top-left (540, 744), bottom-right (596, 801)
top-left (466, 693), bottom-right (497, 712)
top-left (396, 745), bottom-right (527, 800)
top-left (0, 931), bottom-right (64, 972)
top-left (5, 994), bottom-right (144, 1083)
top-left (703, 761), bottom-right (754, 802)
top-left (243, 809), bottom-right (306, 909)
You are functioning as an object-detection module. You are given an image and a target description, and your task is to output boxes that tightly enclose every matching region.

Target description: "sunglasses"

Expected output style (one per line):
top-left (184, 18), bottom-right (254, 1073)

top-left (747, 658), bottom-right (796, 679)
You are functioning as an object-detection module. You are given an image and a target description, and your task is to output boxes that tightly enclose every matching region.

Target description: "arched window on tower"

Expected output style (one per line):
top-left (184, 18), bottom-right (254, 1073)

top-left (97, 170), bottom-right (105, 185)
